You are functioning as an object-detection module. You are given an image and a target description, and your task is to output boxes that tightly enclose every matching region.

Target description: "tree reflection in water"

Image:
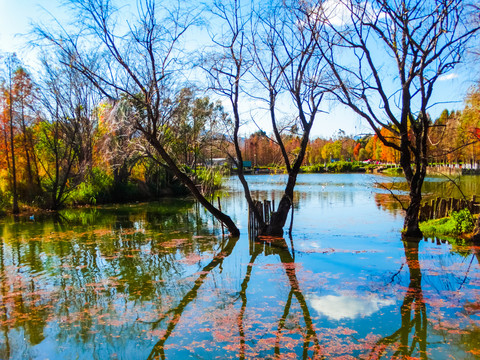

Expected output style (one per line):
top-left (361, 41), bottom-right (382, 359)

top-left (148, 238), bottom-right (320, 360)
top-left (147, 235), bottom-right (238, 360)
top-left (239, 237), bottom-right (321, 359)
top-left (369, 240), bottom-right (427, 359)
top-left (147, 235), bottom-right (322, 360)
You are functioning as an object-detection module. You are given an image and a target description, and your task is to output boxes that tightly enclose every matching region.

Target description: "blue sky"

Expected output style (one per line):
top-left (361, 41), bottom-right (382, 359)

top-left (0, 0), bottom-right (477, 139)
top-left (0, 0), bottom-right (66, 65)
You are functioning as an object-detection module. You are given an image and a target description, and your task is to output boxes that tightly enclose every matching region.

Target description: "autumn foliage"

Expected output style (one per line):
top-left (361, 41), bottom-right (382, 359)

top-left (1, 55), bottom-right (480, 213)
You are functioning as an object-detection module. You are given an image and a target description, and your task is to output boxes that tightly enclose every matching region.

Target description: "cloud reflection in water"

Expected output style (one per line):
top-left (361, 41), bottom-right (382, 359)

top-left (309, 294), bottom-right (395, 320)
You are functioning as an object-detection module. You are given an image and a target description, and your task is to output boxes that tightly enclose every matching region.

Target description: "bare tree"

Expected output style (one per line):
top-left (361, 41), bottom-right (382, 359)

top-left (36, 55), bottom-right (98, 210)
top-left (34, 0), bottom-right (240, 236)
top-left (202, 0), bottom-right (264, 231)
top-left (251, 0), bottom-right (327, 235)
top-left (318, 0), bottom-right (480, 237)
top-left (204, 0), bottom-right (327, 236)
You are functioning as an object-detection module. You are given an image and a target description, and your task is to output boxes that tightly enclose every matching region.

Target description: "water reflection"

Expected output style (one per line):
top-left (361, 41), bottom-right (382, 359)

top-left (0, 200), bottom-right (228, 359)
top-left (147, 235), bottom-right (238, 360)
top-left (369, 240), bottom-right (427, 359)
top-left (309, 294), bottom-right (394, 320)
top-left (246, 237), bottom-right (322, 359)
top-left (0, 174), bottom-right (479, 358)
top-left (376, 174), bottom-right (480, 203)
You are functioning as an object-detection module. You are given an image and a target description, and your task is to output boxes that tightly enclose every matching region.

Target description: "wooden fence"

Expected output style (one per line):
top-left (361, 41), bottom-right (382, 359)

top-left (418, 196), bottom-right (480, 221)
top-left (248, 199), bottom-right (274, 239)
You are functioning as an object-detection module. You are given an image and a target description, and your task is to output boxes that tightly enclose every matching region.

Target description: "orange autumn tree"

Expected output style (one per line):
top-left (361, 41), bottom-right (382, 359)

top-left (11, 67), bottom-right (42, 201)
top-left (0, 58), bottom-right (43, 210)
top-left (378, 127), bottom-right (399, 163)
top-left (0, 54), bottom-right (22, 213)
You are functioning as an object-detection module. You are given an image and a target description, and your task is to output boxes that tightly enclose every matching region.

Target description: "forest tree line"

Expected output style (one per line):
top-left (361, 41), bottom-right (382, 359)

top-left (0, 63), bottom-right (238, 211)
top-left (2, 59), bottom-right (480, 213)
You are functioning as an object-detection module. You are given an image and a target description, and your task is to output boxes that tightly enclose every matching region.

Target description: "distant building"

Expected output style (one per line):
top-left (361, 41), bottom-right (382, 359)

top-left (206, 158), bottom-right (228, 167)
top-left (243, 161), bottom-right (253, 173)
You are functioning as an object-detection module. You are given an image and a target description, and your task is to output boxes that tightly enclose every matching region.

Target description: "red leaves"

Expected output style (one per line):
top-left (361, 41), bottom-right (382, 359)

top-left (474, 127), bottom-right (480, 140)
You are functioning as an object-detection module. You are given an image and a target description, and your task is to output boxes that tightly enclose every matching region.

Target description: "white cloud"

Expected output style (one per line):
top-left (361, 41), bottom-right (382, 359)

top-left (306, 0), bottom-right (385, 29)
top-left (309, 294), bottom-right (395, 320)
top-left (438, 73), bottom-right (459, 81)
top-left (321, 0), bottom-right (352, 26)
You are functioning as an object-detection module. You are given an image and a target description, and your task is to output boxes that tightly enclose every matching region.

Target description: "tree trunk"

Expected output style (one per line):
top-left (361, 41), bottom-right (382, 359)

top-left (266, 196), bottom-right (292, 236)
top-left (263, 173), bottom-right (297, 236)
top-left (403, 192), bottom-right (423, 238)
top-left (21, 105), bottom-right (35, 199)
top-left (2, 126), bottom-right (10, 178)
top-left (9, 103), bottom-right (19, 215)
top-left (148, 135), bottom-right (240, 237)
top-left (399, 131), bottom-right (426, 239)
top-left (261, 100), bottom-right (312, 237)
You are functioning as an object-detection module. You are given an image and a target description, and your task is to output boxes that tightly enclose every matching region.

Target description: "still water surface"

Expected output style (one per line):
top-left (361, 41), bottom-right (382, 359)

top-left (0, 174), bottom-right (479, 359)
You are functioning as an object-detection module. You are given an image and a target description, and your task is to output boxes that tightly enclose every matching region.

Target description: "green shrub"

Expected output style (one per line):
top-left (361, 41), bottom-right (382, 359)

top-left (420, 217), bottom-right (456, 236)
top-left (194, 167), bottom-right (227, 193)
top-left (302, 161), bottom-right (365, 173)
top-left (326, 161), bottom-right (353, 173)
top-left (382, 167), bottom-right (403, 175)
top-left (451, 209), bottom-right (474, 234)
top-left (420, 209), bottom-right (475, 237)
top-left (69, 168), bottom-right (114, 205)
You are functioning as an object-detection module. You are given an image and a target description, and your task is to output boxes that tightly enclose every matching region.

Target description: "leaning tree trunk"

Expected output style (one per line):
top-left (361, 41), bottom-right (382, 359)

top-left (148, 135), bottom-right (240, 237)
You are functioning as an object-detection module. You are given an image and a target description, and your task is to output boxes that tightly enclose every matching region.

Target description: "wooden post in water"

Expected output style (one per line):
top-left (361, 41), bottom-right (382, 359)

top-left (420, 195), bottom-right (480, 222)
top-left (440, 199), bottom-right (447, 218)
top-left (453, 198), bottom-right (460, 212)
top-left (430, 199), bottom-right (435, 219)
top-left (447, 198), bottom-right (453, 215)
top-left (248, 199), bottom-right (278, 238)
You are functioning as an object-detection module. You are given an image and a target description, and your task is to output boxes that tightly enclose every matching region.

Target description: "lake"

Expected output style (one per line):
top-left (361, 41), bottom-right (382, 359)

top-left (0, 173), bottom-right (479, 359)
